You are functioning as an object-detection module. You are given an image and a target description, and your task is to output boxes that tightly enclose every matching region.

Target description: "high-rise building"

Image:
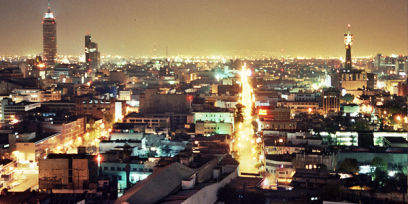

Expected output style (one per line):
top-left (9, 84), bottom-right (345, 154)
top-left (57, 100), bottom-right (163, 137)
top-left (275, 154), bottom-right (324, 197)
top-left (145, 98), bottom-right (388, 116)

top-left (85, 31), bottom-right (100, 71)
top-left (343, 24), bottom-right (353, 70)
top-left (42, 1), bottom-right (57, 66)
top-left (322, 88), bottom-right (340, 115)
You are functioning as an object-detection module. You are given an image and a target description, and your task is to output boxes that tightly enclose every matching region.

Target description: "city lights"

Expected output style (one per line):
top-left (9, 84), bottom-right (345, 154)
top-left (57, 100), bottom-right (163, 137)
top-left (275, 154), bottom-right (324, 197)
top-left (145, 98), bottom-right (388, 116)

top-left (1, 0), bottom-right (408, 202)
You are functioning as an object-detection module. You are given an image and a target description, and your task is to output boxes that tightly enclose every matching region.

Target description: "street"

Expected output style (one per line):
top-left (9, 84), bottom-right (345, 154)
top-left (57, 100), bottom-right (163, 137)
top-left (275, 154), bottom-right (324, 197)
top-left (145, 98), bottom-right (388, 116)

top-left (8, 169), bottom-right (39, 192)
top-left (236, 64), bottom-right (260, 176)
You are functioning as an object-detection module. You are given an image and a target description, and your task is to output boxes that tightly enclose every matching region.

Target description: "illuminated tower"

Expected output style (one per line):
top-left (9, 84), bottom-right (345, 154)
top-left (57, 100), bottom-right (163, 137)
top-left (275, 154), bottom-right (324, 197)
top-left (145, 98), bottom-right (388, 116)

top-left (43, 0), bottom-right (57, 66)
top-left (85, 30), bottom-right (100, 71)
top-left (344, 24), bottom-right (353, 70)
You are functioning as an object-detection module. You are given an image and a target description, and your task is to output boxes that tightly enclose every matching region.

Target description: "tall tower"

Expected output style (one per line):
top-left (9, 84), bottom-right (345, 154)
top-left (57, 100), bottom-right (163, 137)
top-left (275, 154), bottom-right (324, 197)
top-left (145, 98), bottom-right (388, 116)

top-left (85, 30), bottom-right (100, 71)
top-left (43, 0), bottom-right (57, 66)
top-left (344, 24), bottom-right (353, 70)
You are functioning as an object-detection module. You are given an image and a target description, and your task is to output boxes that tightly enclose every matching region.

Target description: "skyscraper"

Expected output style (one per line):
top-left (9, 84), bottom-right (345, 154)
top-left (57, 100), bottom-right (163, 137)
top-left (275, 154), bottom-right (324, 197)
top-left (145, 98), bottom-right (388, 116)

top-left (42, 0), bottom-right (57, 66)
top-left (343, 24), bottom-right (353, 70)
top-left (85, 31), bottom-right (100, 71)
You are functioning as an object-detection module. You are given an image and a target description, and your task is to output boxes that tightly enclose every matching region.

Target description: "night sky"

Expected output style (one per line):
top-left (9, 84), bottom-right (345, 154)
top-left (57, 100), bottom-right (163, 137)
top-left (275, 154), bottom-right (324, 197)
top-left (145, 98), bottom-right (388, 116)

top-left (0, 0), bottom-right (407, 57)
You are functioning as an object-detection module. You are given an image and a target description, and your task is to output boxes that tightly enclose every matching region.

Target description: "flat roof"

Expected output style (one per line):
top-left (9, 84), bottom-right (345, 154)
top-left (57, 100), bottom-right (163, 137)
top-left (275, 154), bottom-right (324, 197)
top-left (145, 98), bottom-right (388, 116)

top-left (30, 132), bottom-right (60, 144)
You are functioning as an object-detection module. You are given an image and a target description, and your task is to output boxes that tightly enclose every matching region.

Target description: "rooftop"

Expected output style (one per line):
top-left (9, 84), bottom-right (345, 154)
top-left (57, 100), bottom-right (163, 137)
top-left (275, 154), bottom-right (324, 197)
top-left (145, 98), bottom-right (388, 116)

top-left (114, 162), bottom-right (196, 204)
top-left (30, 132), bottom-right (60, 144)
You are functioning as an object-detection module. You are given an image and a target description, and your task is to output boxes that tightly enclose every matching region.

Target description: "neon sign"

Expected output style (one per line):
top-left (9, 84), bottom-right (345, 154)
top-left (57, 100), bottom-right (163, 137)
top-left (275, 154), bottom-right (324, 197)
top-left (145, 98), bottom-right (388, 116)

top-left (259, 109), bottom-right (267, 115)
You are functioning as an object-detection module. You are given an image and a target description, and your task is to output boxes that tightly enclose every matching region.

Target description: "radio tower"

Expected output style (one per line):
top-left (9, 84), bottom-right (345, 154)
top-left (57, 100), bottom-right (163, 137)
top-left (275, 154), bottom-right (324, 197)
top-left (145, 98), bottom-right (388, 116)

top-left (344, 24), bottom-right (354, 70)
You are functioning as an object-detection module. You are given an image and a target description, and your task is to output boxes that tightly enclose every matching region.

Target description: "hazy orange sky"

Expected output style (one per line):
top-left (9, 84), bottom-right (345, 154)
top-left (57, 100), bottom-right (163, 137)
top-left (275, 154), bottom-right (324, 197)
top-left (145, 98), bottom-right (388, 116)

top-left (0, 0), bottom-right (407, 57)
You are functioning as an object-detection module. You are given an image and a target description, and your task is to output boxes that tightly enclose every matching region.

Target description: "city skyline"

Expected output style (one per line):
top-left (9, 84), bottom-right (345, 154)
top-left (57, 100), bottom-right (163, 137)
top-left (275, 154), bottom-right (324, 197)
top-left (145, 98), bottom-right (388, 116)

top-left (0, 0), bottom-right (407, 57)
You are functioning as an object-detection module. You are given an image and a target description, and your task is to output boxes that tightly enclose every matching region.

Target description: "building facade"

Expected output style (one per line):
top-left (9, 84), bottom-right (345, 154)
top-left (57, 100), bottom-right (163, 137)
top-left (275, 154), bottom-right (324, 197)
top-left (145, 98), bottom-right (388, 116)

top-left (1, 98), bottom-right (41, 122)
top-left (85, 33), bottom-right (100, 71)
top-left (322, 88), bottom-right (340, 114)
top-left (43, 1), bottom-right (57, 66)
top-left (38, 153), bottom-right (98, 190)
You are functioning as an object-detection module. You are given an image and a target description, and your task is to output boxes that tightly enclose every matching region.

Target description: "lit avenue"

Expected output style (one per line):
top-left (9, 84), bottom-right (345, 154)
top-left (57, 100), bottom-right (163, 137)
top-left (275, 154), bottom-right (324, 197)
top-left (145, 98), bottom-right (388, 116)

top-left (0, 1), bottom-right (407, 204)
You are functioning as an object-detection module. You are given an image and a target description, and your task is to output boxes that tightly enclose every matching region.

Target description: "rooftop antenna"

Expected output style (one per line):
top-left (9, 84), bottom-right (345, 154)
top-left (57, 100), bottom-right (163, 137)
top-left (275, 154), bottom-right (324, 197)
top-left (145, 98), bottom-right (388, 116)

top-left (166, 45), bottom-right (168, 59)
top-left (48, 0), bottom-right (51, 13)
top-left (86, 29), bottom-right (90, 36)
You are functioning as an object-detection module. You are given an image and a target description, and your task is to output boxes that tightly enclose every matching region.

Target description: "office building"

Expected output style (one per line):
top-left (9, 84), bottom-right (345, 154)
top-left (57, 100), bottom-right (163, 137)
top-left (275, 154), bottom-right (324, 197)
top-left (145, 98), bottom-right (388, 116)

top-left (322, 88), bottom-right (340, 115)
top-left (1, 98), bottom-right (41, 122)
top-left (42, 1), bottom-right (57, 66)
top-left (85, 32), bottom-right (100, 71)
top-left (38, 151), bottom-right (98, 191)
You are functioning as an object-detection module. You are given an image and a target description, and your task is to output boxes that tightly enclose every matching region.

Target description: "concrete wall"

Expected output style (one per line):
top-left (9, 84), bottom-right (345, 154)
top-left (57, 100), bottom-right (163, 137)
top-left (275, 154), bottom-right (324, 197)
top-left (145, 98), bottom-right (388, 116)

top-left (16, 143), bottom-right (35, 162)
top-left (195, 157), bottom-right (219, 183)
top-left (181, 168), bottom-right (238, 204)
top-left (72, 159), bottom-right (89, 190)
top-left (39, 158), bottom-right (69, 189)
top-left (110, 132), bottom-right (143, 140)
top-left (140, 89), bottom-right (190, 114)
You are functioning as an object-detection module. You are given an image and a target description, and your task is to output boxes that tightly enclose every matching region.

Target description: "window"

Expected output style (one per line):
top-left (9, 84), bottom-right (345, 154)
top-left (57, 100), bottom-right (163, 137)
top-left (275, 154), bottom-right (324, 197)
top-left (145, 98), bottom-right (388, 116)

top-left (149, 169), bottom-right (153, 172)
top-left (111, 167), bottom-right (115, 170)
top-left (117, 167), bottom-right (121, 171)
top-left (133, 168), bottom-right (137, 171)
top-left (104, 167), bottom-right (108, 170)
top-left (118, 176), bottom-right (122, 180)
top-left (139, 168), bottom-right (143, 172)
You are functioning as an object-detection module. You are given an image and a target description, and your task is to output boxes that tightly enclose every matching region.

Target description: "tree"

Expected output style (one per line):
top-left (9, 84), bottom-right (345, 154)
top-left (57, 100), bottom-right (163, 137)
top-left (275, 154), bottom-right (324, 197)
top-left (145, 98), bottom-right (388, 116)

top-left (103, 112), bottom-right (115, 128)
top-left (373, 168), bottom-right (387, 184)
top-left (351, 121), bottom-right (369, 131)
top-left (87, 119), bottom-right (97, 144)
top-left (235, 104), bottom-right (244, 124)
top-left (251, 102), bottom-right (256, 116)
top-left (371, 157), bottom-right (388, 171)
top-left (254, 162), bottom-right (264, 169)
top-left (251, 120), bottom-right (258, 133)
top-left (342, 94), bottom-right (354, 103)
top-left (160, 145), bottom-right (171, 157)
top-left (325, 122), bottom-right (337, 137)
top-left (217, 184), bottom-right (239, 204)
top-left (327, 134), bottom-right (336, 146)
top-left (338, 158), bottom-right (359, 173)
top-left (145, 150), bottom-right (157, 158)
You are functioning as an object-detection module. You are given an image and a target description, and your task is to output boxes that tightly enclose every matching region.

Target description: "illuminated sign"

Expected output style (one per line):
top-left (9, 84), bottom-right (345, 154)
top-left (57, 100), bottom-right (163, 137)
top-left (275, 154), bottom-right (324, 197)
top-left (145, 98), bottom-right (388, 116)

top-left (259, 109), bottom-right (267, 115)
